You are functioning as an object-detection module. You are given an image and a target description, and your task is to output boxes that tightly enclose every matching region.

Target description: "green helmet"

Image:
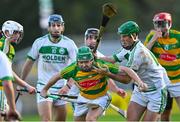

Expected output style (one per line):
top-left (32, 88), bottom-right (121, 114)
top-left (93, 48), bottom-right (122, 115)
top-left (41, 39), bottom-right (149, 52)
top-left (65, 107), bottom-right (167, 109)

top-left (117, 21), bottom-right (140, 36)
top-left (77, 46), bottom-right (94, 61)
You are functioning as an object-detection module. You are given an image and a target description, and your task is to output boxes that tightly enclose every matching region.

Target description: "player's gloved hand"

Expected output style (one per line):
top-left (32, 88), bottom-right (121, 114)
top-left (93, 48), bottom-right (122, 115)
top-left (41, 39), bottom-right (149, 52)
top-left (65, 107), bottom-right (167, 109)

top-left (6, 109), bottom-right (22, 121)
top-left (116, 88), bottom-right (127, 98)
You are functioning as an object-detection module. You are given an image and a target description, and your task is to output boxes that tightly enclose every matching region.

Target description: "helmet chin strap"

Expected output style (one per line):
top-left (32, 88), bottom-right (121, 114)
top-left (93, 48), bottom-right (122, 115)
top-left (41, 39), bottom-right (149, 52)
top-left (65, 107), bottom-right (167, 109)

top-left (122, 34), bottom-right (138, 50)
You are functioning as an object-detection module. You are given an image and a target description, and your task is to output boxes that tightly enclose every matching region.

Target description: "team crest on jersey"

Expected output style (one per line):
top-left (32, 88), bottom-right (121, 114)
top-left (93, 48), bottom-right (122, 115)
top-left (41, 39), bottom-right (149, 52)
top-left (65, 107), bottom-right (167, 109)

top-left (59, 48), bottom-right (65, 54)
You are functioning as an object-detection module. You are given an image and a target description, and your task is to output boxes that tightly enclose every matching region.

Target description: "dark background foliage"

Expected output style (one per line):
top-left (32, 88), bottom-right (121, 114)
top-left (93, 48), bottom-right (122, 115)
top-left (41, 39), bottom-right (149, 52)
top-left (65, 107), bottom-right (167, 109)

top-left (0, 0), bottom-right (179, 50)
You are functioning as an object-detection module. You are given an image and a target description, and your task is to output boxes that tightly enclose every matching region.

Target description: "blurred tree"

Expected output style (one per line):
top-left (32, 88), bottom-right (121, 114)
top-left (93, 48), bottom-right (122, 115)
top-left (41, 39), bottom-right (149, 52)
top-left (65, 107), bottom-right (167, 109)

top-left (0, 0), bottom-right (179, 51)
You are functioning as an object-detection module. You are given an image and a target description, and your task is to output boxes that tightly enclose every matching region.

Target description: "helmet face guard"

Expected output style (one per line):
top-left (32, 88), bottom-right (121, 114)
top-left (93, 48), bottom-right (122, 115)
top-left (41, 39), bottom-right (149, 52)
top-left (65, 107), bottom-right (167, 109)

top-left (84, 28), bottom-right (99, 50)
top-left (85, 28), bottom-right (99, 40)
top-left (153, 12), bottom-right (172, 32)
top-left (2, 20), bottom-right (24, 44)
top-left (117, 21), bottom-right (140, 50)
top-left (48, 14), bottom-right (64, 39)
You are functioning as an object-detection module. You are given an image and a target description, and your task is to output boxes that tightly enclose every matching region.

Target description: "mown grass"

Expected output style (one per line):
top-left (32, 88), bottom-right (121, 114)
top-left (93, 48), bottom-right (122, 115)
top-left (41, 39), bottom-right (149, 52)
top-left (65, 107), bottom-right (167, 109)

top-left (22, 92), bottom-right (180, 121)
top-left (22, 104), bottom-right (179, 121)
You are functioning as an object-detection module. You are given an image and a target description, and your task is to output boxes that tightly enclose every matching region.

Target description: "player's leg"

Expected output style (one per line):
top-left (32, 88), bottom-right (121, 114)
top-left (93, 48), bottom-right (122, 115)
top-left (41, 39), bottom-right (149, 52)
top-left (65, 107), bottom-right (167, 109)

top-left (74, 104), bottom-right (88, 122)
top-left (74, 114), bottom-right (86, 122)
top-left (37, 101), bottom-right (53, 121)
top-left (142, 110), bottom-right (160, 121)
top-left (86, 106), bottom-right (104, 121)
top-left (53, 102), bottom-right (67, 121)
top-left (143, 88), bottom-right (167, 121)
top-left (175, 96), bottom-right (180, 109)
top-left (127, 88), bottom-right (146, 121)
top-left (161, 91), bottom-right (173, 121)
top-left (37, 93), bottom-right (53, 121)
top-left (127, 101), bottom-right (146, 121)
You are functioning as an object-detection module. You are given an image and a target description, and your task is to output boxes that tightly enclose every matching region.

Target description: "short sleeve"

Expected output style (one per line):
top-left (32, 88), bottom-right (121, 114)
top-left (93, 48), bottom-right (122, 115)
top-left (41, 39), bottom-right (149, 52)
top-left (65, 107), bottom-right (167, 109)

top-left (27, 39), bottom-right (40, 61)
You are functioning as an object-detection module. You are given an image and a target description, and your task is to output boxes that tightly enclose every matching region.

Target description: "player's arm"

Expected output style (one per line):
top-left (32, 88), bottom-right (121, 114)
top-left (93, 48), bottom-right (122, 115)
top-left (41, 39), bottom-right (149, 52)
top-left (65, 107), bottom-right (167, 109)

top-left (3, 80), bottom-right (16, 111)
top-left (13, 71), bottom-right (36, 94)
top-left (118, 66), bottom-right (147, 91)
top-left (3, 80), bottom-right (21, 120)
top-left (21, 58), bottom-right (34, 80)
top-left (144, 30), bottom-right (162, 50)
top-left (108, 79), bottom-right (127, 98)
top-left (40, 73), bottom-right (62, 97)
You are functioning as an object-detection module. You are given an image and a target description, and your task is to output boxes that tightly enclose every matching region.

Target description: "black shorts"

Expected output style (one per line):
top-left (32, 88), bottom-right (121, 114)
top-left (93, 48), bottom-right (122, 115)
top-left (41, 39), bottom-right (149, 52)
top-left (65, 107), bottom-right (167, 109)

top-left (164, 91), bottom-right (173, 110)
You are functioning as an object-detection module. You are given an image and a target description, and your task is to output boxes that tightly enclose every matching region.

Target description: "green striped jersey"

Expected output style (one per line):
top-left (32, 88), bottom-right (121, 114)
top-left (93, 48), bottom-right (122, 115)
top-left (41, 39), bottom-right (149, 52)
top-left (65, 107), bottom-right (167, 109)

top-left (144, 30), bottom-right (180, 83)
top-left (60, 59), bottom-right (119, 99)
top-left (0, 36), bottom-right (15, 62)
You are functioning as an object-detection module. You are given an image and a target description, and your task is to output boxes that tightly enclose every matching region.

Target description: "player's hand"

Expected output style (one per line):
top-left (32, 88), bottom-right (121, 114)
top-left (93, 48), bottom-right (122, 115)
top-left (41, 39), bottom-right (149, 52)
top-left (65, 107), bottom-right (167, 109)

top-left (6, 109), bottom-right (22, 121)
top-left (151, 29), bottom-right (162, 40)
top-left (138, 82), bottom-right (148, 92)
top-left (40, 89), bottom-right (48, 98)
top-left (92, 64), bottom-right (109, 75)
top-left (58, 86), bottom-right (69, 94)
top-left (26, 84), bottom-right (36, 94)
top-left (116, 88), bottom-right (127, 98)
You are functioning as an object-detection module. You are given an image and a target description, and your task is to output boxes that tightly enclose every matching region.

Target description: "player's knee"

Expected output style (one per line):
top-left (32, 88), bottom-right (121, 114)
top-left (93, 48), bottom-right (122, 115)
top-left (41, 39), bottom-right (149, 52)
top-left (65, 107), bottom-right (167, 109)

top-left (86, 114), bottom-right (97, 121)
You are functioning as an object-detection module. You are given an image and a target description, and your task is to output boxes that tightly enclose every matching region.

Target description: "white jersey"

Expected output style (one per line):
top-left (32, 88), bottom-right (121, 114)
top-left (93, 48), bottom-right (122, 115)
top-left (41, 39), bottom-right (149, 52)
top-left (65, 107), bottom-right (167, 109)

top-left (28, 34), bottom-right (78, 89)
top-left (115, 41), bottom-right (166, 91)
top-left (0, 51), bottom-right (13, 112)
top-left (113, 47), bottom-right (130, 66)
top-left (0, 51), bottom-right (13, 82)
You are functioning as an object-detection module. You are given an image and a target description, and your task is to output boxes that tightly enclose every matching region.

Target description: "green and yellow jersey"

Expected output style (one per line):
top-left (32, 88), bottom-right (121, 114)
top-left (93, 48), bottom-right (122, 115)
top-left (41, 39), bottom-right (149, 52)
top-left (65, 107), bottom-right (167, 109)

top-left (60, 59), bottom-right (119, 99)
top-left (0, 36), bottom-right (15, 62)
top-left (144, 29), bottom-right (180, 83)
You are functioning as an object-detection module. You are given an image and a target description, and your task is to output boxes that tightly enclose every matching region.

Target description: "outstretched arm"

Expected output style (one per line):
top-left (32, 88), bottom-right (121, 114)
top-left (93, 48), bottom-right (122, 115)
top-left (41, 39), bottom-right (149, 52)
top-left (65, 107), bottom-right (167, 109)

top-left (119, 66), bottom-right (148, 91)
top-left (40, 73), bottom-right (62, 97)
top-left (13, 71), bottom-right (36, 94)
top-left (108, 79), bottom-right (127, 98)
top-left (93, 65), bottom-right (147, 91)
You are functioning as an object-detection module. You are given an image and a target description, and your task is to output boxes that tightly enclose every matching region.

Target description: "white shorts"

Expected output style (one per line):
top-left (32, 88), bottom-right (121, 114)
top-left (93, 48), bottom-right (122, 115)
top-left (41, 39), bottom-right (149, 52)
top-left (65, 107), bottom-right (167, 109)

top-left (131, 86), bottom-right (167, 113)
top-left (0, 90), bottom-right (8, 112)
top-left (167, 82), bottom-right (180, 97)
top-left (36, 83), bottom-right (66, 106)
top-left (74, 94), bottom-right (111, 117)
top-left (68, 84), bottom-right (79, 96)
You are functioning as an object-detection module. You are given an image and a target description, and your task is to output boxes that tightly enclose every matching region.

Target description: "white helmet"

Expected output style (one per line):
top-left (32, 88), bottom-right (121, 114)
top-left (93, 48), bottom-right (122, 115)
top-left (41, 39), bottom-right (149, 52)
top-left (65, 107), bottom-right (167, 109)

top-left (2, 20), bottom-right (24, 44)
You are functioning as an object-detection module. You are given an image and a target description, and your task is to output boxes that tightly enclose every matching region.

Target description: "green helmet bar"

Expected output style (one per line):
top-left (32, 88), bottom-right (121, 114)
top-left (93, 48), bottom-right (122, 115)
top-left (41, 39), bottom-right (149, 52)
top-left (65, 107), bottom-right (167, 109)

top-left (117, 21), bottom-right (140, 36)
top-left (77, 46), bottom-right (94, 61)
